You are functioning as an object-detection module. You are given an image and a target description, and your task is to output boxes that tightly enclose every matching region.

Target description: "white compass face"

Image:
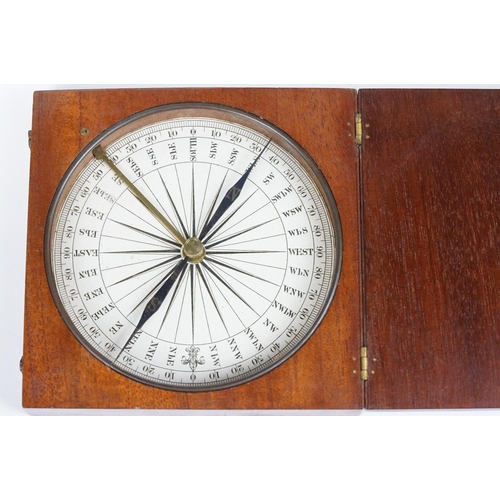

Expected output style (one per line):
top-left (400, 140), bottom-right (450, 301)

top-left (45, 103), bottom-right (342, 391)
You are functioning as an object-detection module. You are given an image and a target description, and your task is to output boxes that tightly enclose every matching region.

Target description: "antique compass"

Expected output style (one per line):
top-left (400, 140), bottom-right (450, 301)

top-left (44, 102), bottom-right (342, 392)
top-left (25, 87), bottom-right (500, 411)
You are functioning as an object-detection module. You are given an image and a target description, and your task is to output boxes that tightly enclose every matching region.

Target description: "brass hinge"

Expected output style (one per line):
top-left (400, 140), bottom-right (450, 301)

top-left (355, 113), bottom-right (363, 146)
top-left (360, 346), bottom-right (368, 381)
top-left (28, 130), bottom-right (32, 149)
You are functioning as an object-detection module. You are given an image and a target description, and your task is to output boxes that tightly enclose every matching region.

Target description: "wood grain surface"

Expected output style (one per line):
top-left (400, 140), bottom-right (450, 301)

top-left (22, 88), bottom-right (362, 410)
top-left (360, 89), bottom-right (500, 409)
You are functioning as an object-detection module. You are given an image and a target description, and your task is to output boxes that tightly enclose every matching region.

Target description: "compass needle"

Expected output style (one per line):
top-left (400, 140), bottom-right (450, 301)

top-left (199, 138), bottom-right (271, 242)
top-left (46, 103), bottom-right (341, 391)
top-left (116, 258), bottom-right (189, 362)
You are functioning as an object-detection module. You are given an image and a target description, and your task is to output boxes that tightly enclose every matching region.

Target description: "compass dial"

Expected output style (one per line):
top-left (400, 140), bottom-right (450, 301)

top-left (45, 103), bottom-right (342, 391)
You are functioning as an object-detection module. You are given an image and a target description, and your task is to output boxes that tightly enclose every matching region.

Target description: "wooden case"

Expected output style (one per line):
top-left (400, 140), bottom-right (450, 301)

top-left (360, 89), bottom-right (500, 409)
top-left (22, 88), bottom-right (362, 410)
top-left (22, 87), bottom-right (500, 410)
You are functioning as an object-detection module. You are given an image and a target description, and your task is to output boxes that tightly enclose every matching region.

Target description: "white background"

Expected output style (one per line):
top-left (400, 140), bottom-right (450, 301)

top-left (1, 1), bottom-right (500, 498)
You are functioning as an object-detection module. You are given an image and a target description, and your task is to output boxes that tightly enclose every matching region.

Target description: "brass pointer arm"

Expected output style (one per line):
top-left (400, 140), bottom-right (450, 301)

top-left (92, 145), bottom-right (186, 245)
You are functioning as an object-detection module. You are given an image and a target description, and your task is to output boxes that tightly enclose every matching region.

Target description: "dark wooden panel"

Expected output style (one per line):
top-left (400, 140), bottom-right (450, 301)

top-left (23, 88), bottom-right (362, 410)
top-left (360, 89), bottom-right (500, 409)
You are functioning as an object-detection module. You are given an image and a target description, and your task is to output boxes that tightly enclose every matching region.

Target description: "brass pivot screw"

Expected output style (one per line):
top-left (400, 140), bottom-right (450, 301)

top-left (182, 237), bottom-right (206, 263)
